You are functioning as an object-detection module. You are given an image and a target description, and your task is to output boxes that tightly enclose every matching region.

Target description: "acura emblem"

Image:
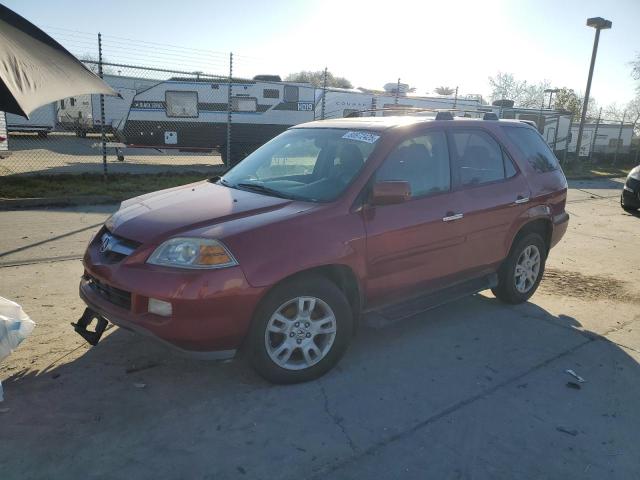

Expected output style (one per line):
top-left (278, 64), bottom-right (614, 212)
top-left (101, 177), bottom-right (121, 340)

top-left (100, 234), bottom-right (113, 253)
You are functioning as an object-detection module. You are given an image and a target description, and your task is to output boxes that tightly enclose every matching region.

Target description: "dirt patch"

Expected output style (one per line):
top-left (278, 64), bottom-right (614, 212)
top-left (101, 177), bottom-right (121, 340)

top-left (540, 267), bottom-right (638, 303)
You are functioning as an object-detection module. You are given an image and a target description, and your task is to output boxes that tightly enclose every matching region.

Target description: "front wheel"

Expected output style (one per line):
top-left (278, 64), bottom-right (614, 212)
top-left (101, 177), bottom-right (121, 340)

top-left (492, 233), bottom-right (547, 304)
top-left (248, 276), bottom-right (353, 384)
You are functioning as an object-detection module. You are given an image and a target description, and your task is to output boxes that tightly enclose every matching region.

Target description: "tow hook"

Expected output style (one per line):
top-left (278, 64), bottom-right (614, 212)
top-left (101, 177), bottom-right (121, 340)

top-left (71, 308), bottom-right (108, 346)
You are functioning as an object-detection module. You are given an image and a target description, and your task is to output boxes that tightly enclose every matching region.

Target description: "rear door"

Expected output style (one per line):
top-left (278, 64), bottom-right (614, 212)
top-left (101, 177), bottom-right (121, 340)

top-left (448, 126), bottom-right (531, 274)
top-left (363, 129), bottom-right (467, 307)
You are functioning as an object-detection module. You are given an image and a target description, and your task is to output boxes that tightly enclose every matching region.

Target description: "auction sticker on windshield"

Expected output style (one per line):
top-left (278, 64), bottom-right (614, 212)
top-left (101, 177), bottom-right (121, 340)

top-left (342, 131), bottom-right (380, 143)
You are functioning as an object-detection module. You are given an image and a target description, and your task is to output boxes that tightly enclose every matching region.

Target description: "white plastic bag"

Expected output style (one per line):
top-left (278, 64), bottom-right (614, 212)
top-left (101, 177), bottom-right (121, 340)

top-left (0, 297), bottom-right (36, 401)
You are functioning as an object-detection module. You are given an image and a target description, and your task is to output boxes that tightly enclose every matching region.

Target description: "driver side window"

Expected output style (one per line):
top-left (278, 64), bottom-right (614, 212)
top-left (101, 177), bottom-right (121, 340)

top-left (256, 138), bottom-right (320, 179)
top-left (376, 131), bottom-right (451, 198)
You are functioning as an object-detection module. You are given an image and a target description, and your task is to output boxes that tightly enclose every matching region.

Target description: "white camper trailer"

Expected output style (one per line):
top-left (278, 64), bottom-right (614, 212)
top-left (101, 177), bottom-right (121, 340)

top-left (567, 122), bottom-right (634, 156)
top-left (121, 76), bottom-right (495, 162)
top-left (121, 76), bottom-right (317, 159)
top-left (57, 74), bottom-right (161, 135)
top-left (6, 103), bottom-right (57, 137)
top-left (321, 87), bottom-right (487, 119)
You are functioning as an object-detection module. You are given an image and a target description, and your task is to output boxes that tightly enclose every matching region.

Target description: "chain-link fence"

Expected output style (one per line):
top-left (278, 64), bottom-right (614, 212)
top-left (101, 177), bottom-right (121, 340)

top-left (0, 28), bottom-right (637, 177)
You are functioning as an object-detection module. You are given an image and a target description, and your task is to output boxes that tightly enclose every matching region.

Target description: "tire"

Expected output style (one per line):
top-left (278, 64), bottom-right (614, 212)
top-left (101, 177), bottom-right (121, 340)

top-left (492, 232), bottom-right (547, 304)
top-left (248, 275), bottom-right (353, 384)
top-left (621, 194), bottom-right (638, 213)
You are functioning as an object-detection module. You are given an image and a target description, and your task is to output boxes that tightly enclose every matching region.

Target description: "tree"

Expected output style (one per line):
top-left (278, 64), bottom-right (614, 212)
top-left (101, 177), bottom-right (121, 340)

top-left (631, 53), bottom-right (640, 81)
top-left (553, 88), bottom-right (581, 116)
top-left (488, 72), bottom-right (551, 108)
top-left (285, 70), bottom-right (353, 89)
top-left (434, 86), bottom-right (455, 96)
top-left (78, 53), bottom-right (116, 75)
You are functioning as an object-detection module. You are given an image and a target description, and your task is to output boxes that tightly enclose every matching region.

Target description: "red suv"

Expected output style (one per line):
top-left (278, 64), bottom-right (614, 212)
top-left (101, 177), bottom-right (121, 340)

top-left (77, 115), bottom-right (569, 383)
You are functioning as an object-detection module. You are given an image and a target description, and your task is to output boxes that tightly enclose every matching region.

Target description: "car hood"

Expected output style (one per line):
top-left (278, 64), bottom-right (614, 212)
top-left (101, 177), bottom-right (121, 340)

top-left (106, 181), bottom-right (302, 244)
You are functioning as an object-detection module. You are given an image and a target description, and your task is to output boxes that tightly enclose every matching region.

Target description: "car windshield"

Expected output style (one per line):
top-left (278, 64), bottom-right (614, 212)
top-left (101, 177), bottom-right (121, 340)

top-left (220, 128), bottom-right (380, 202)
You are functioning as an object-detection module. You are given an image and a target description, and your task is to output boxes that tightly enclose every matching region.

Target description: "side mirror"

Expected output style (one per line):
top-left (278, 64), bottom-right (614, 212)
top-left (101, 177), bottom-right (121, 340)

top-left (371, 181), bottom-right (411, 205)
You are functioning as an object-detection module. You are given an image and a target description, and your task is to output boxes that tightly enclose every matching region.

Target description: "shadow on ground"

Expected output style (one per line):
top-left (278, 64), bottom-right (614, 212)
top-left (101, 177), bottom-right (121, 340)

top-left (1, 294), bottom-right (639, 479)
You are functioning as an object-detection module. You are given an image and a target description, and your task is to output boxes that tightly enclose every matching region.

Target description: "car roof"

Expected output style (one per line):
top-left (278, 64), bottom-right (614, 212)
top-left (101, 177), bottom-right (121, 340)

top-left (291, 116), bottom-right (532, 132)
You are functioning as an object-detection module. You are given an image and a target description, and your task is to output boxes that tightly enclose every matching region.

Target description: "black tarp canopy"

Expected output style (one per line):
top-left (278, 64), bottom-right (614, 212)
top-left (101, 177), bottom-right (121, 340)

top-left (0, 4), bottom-right (117, 118)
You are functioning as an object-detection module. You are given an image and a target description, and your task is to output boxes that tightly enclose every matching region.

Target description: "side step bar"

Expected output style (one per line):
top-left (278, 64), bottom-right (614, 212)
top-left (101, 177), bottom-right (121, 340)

top-left (364, 273), bottom-right (498, 329)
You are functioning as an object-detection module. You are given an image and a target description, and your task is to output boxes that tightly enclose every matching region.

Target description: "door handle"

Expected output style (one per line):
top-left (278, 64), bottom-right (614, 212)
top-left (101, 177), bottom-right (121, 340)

top-left (442, 213), bottom-right (464, 222)
top-left (514, 196), bottom-right (530, 205)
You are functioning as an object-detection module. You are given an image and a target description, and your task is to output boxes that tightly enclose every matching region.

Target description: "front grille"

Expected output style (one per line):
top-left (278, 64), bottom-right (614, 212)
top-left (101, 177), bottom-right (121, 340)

top-left (95, 229), bottom-right (141, 263)
top-left (85, 274), bottom-right (131, 310)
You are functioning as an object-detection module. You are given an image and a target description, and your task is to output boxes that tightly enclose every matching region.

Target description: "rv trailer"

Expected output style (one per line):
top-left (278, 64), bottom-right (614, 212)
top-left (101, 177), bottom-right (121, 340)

top-left (6, 103), bottom-right (57, 137)
top-left (321, 87), bottom-right (489, 119)
top-left (120, 76), bottom-right (495, 163)
top-left (567, 122), bottom-right (634, 156)
top-left (120, 76), bottom-right (316, 161)
top-left (57, 74), bottom-right (162, 136)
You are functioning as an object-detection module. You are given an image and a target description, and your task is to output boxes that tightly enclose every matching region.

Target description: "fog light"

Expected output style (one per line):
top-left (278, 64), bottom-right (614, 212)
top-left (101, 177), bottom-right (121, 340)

top-left (148, 298), bottom-right (172, 317)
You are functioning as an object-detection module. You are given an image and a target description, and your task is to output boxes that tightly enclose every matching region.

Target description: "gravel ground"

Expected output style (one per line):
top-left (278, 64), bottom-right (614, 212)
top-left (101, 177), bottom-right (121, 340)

top-left (0, 177), bottom-right (639, 480)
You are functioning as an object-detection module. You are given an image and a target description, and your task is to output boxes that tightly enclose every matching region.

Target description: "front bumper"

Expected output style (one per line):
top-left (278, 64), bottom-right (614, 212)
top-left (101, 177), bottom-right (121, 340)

top-left (79, 238), bottom-right (266, 356)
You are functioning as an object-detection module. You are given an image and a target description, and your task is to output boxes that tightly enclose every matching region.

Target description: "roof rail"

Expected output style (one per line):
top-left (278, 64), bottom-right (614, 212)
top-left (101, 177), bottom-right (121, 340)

top-left (342, 107), bottom-right (500, 119)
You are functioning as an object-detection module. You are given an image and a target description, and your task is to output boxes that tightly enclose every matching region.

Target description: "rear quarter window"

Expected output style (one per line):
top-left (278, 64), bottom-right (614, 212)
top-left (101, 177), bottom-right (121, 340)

top-left (503, 126), bottom-right (559, 173)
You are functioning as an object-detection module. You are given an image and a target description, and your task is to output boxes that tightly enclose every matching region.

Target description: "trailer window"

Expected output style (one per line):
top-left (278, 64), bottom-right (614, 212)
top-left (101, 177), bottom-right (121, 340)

top-left (165, 91), bottom-right (199, 118)
top-left (283, 85), bottom-right (299, 103)
top-left (263, 88), bottom-right (279, 99)
top-left (70, 98), bottom-right (76, 107)
top-left (232, 97), bottom-right (257, 112)
top-left (60, 99), bottom-right (65, 109)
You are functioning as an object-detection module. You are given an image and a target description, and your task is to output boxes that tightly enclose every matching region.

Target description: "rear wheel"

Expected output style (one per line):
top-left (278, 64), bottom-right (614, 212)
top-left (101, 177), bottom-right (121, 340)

top-left (492, 233), bottom-right (547, 304)
top-left (248, 275), bottom-right (353, 384)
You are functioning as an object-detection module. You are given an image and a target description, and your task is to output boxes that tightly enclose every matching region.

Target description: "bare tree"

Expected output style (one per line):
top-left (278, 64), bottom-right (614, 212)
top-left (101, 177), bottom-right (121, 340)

top-left (78, 53), bottom-right (116, 75)
top-left (285, 70), bottom-right (353, 89)
top-left (488, 72), bottom-right (551, 108)
top-left (434, 86), bottom-right (455, 96)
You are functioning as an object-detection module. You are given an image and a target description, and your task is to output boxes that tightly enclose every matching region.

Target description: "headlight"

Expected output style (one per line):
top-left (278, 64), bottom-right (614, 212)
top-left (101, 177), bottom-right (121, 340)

top-left (628, 166), bottom-right (640, 181)
top-left (147, 238), bottom-right (238, 269)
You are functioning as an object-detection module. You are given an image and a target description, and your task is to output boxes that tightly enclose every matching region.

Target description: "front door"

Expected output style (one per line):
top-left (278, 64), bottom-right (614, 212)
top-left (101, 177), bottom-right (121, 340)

top-left (363, 129), bottom-right (467, 308)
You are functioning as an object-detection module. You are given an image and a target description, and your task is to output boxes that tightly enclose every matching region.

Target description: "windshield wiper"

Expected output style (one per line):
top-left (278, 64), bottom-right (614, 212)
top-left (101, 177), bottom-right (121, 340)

top-left (235, 182), bottom-right (291, 199)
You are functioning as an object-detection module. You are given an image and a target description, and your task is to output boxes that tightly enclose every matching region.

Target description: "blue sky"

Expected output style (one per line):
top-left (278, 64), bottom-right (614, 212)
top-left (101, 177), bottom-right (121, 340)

top-left (5, 0), bottom-right (639, 106)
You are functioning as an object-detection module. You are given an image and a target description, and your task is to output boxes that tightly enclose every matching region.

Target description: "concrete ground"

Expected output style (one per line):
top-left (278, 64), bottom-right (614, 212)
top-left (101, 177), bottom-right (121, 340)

top-left (0, 177), bottom-right (639, 479)
top-left (0, 132), bottom-right (222, 175)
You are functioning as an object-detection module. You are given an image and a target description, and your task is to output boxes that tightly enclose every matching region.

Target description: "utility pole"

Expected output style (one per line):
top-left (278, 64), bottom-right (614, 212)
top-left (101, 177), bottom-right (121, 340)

top-left (321, 67), bottom-right (327, 120)
top-left (225, 52), bottom-right (233, 168)
top-left (394, 78), bottom-right (400, 105)
top-left (613, 112), bottom-right (626, 165)
top-left (453, 86), bottom-right (458, 109)
top-left (575, 17), bottom-right (612, 162)
top-left (98, 33), bottom-right (107, 181)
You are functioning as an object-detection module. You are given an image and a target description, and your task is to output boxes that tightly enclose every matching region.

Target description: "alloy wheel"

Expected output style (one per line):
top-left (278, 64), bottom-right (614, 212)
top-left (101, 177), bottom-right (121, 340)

top-left (264, 296), bottom-right (337, 371)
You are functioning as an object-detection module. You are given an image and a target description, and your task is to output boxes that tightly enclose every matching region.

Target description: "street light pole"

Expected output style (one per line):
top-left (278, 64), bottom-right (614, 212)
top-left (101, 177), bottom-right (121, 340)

top-left (574, 17), bottom-right (612, 160)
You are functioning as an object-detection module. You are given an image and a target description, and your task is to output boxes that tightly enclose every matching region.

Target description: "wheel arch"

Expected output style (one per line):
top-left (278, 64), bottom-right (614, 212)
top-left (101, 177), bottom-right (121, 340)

top-left (509, 217), bottom-right (553, 256)
top-left (252, 264), bottom-right (363, 335)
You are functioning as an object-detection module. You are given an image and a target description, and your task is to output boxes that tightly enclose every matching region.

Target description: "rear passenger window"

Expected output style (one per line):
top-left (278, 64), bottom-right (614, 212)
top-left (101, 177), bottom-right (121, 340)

top-left (451, 130), bottom-right (505, 186)
top-left (376, 131), bottom-right (450, 198)
top-left (503, 126), bottom-right (559, 173)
